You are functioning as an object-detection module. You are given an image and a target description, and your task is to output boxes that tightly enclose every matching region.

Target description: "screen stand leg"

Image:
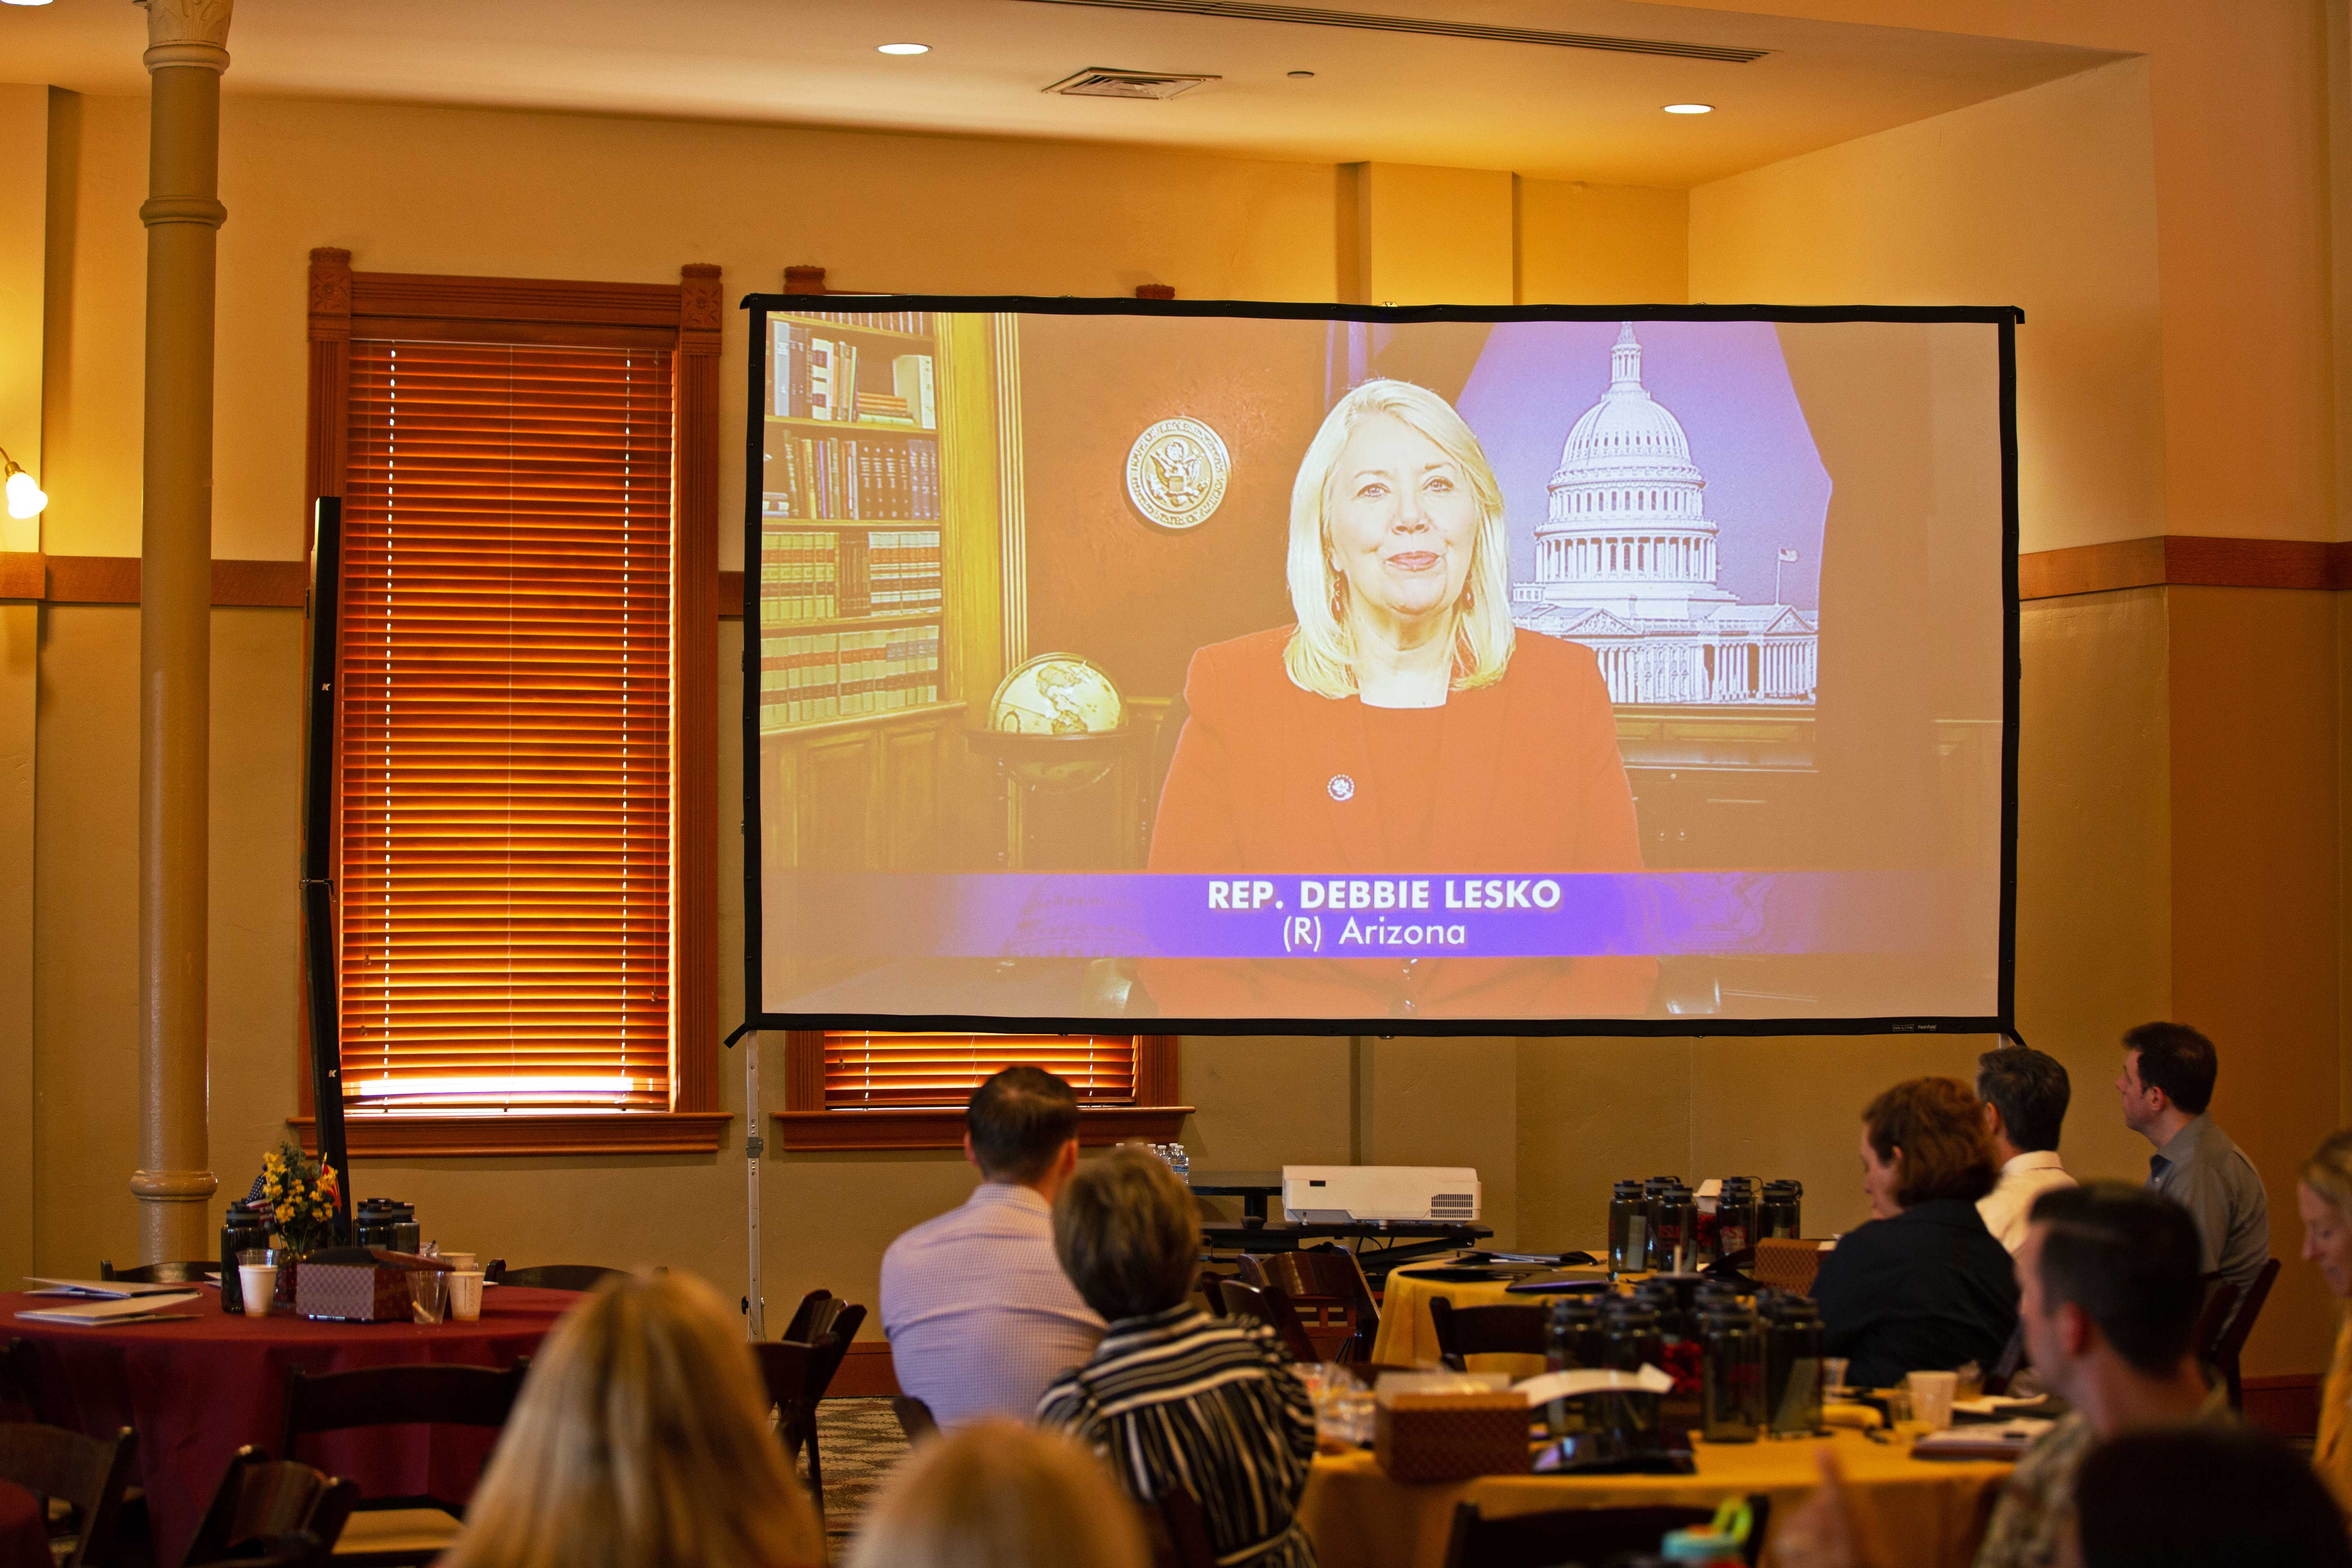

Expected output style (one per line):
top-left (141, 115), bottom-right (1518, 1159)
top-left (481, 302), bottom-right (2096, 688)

top-left (742, 1028), bottom-right (764, 1341)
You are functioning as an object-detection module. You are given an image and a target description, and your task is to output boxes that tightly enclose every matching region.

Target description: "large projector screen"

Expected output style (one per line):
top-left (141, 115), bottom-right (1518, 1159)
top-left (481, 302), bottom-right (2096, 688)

top-left (740, 299), bottom-right (2017, 1036)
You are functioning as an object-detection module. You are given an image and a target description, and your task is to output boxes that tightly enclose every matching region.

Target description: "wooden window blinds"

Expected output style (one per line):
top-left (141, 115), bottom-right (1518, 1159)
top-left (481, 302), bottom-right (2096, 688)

top-left (336, 337), bottom-right (675, 1114)
top-left (822, 1034), bottom-right (1140, 1109)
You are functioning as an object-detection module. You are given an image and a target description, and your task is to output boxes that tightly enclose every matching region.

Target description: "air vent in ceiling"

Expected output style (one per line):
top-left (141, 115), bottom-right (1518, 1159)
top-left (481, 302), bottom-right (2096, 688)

top-left (1047, 66), bottom-right (1223, 99)
top-left (1016, 0), bottom-right (1768, 64)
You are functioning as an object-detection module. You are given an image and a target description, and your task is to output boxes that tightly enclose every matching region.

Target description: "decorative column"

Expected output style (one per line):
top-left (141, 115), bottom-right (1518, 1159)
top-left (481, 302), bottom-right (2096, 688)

top-left (133, 0), bottom-right (229, 1260)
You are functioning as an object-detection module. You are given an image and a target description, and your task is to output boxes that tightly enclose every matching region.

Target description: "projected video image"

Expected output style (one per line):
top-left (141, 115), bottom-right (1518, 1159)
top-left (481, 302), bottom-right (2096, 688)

top-left (747, 303), bottom-right (2010, 1030)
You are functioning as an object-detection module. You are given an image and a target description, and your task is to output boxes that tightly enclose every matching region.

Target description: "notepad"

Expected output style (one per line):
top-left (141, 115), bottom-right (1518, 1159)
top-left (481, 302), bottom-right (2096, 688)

top-left (16, 1291), bottom-right (200, 1325)
top-left (25, 1277), bottom-right (209, 1298)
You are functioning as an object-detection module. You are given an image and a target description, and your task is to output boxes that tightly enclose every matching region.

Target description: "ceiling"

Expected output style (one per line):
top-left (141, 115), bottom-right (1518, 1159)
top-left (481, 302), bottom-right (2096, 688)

top-left (1, 0), bottom-right (2123, 187)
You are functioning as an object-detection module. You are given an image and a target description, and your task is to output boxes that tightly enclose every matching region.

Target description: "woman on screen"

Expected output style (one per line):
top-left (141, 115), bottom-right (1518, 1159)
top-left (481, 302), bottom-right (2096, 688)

top-left (1145, 377), bottom-right (1653, 1021)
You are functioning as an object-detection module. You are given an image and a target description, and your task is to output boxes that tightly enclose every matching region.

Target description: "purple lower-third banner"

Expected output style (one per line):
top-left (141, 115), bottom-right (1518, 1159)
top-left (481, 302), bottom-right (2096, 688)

top-left (772, 871), bottom-right (1987, 960)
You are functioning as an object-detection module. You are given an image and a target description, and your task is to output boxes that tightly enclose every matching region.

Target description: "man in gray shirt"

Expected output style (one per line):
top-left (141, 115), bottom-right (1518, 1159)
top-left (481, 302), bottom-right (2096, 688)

top-left (2117, 1021), bottom-right (2270, 1299)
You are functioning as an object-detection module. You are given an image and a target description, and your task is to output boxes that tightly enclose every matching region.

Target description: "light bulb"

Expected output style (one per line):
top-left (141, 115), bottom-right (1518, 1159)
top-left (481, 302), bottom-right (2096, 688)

top-left (877, 42), bottom-right (929, 55)
top-left (1663, 103), bottom-right (1714, 115)
top-left (6, 468), bottom-right (47, 519)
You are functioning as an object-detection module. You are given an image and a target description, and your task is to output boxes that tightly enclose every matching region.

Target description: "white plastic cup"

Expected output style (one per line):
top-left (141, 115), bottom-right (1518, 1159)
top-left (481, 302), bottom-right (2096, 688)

top-left (1908, 1370), bottom-right (1959, 1430)
top-left (448, 1271), bottom-right (485, 1322)
top-left (239, 1265), bottom-right (278, 1317)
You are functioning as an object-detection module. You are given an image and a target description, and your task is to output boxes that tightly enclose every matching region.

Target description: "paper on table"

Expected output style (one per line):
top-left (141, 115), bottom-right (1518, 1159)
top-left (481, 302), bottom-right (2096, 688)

top-left (15, 1291), bottom-right (200, 1325)
top-left (1913, 1417), bottom-right (2054, 1453)
top-left (25, 1277), bottom-right (209, 1298)
top-left (1512, 1365), bottom-right (1675, 1406)
top-left (1953, 1394), bottom-right (2052, 1417)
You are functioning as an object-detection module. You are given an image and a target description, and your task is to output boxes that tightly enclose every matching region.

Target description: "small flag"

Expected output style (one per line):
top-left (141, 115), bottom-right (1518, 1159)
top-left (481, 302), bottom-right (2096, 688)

top-left (1777, 548), bottom-right (1800, 562)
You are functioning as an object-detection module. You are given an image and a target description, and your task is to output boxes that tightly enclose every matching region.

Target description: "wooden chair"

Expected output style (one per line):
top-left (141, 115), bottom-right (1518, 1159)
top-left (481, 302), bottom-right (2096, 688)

top-left (189, 1532), bottom-right (334, 1568)
top-left (781, 1290), bottom-right (837, 1342)
top-left (1752, 1238), bottom-right (1826, 1296)
top-left (1143, 1483), bottom-right (1217, 1568)
top-left (1983, 1320), bottom-right (2031, 1397)
top-left (1441, 1496), bottom-right (1771, 1568)
top-left (1213, 1279), bottom-right (1320, 1366)
top-left (481, 1264), bottom-right (622, 1292)
top-left (280, 1360), bottom-right (530, 1568)
top-left (753, 1305), bottom-right (865, 1518)
top-left (890, 1396), bottom-right (938, 1445)
top-left (1241, 1249), bottom-right (1380, 1362)
top-left (2207, 1259), bottom-right (2282, 1412)
top-left (183, 1448), bottom-right (357, 1568)
top-left (0, 1423), bottom-right (138, 1568)
top-left (1426, 1298), bottom-right (1546, 1372)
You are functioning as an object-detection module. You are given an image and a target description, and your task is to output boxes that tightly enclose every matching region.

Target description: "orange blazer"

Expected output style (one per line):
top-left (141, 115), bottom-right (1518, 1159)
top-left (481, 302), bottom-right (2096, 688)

top-left (1143, 626), bottom-right (1655, 1022)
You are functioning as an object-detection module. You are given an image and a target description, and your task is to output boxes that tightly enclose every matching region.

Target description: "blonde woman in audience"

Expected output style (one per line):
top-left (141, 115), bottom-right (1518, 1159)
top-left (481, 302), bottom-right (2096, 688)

top-left (846, 1421), bottom-right (1147, 1568)
top-left (1040, 1145), bottom-right (1318, 1568)
top-left (443, 1270), bottom-right (824, 1568)
top-left (2299, 1127), bottom-right (2352, 1513)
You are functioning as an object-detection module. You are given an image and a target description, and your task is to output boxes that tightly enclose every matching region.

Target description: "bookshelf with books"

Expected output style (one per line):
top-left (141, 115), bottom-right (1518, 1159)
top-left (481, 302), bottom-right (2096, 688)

top-left (756, 308), bottom-right (1012, 887)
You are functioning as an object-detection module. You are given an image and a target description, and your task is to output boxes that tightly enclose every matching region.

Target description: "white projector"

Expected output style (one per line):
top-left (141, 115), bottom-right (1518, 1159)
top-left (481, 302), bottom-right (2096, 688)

top-left (1281, 1165), bottom-right (1481, 1224)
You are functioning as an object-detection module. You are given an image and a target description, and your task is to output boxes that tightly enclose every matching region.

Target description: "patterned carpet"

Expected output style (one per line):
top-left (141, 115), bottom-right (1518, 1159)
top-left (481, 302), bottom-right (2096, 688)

top-left (810, 1397), bottom-right (915, 1555)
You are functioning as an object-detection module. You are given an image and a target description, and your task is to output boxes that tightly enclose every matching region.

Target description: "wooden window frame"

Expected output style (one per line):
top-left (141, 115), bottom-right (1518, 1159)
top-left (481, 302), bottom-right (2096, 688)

top-left (774, 1033), bottom-right (1190, 1151)
top-left (292, 249), bottom-right (728, 1157)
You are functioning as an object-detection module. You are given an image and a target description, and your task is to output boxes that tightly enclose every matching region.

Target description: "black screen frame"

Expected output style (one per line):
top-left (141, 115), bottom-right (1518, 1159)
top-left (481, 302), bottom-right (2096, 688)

top-left (735, 295), bottom-right (2022, 1040)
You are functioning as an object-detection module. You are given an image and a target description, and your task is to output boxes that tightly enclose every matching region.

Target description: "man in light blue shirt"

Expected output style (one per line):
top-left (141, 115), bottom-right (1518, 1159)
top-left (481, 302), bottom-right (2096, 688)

top-left (880, 1066), bottom-right (1105, 1428)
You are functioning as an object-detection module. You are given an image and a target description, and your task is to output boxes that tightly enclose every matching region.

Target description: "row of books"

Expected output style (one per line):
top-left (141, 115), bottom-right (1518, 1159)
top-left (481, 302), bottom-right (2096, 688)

top-left (763, 434), bottom-right (940, 522)
top-left (792, 308), bottom-right (933, 335)
top-left (760, 528), bottom-right (944, 622)
top-left (760, 626), bottom-right (942, 726)
top-left (769, 321), bottom-right (939, 428)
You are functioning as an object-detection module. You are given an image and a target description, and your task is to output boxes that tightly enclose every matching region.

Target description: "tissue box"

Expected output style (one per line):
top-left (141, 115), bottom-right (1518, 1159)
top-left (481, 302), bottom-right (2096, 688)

top-left (1374, 1393), bottom-right (1533, 1482)
top-left (294, 1247), bottom-right (447, 1323)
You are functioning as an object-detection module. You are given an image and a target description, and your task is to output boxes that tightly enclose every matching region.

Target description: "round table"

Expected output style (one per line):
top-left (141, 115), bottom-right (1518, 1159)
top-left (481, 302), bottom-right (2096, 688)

top-left (1372, 1264), bottom-right (1612, 1378)
top-left (0, 1483), bottom-right (46, 1568)
top-left (1298, 1428), bottom-right (2013, 1568)
top-left (4, 1284), bottom-right (577, 1567)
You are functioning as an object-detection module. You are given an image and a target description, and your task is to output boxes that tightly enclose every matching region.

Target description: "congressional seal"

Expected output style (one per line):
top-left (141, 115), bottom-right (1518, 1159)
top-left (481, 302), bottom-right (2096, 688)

top-left (1125, 416), bottom-right (1231, 532)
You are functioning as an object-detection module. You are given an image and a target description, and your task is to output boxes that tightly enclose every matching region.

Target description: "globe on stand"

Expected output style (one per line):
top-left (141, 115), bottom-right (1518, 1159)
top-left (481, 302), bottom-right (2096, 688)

top-left (987, 653), bottom-right (1127, 793)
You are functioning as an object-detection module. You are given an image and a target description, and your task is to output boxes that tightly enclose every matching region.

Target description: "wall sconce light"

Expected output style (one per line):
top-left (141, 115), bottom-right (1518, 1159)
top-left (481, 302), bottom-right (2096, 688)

top-left (0, 446), bottom-right (46, 520)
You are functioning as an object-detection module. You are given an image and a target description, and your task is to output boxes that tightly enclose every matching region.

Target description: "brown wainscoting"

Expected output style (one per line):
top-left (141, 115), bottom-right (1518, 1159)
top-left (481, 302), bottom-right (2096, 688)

top-left (2243, 1373), bottom-right (2321, 1440)
top-left (15, 554), bottom-right (310, 606)
top-left (830, 1340), bottom-right (901, 1398)
top-left (0, 551), bottom-right (41, 599)
top-left (2018, 535), bottom-right (2352, 600)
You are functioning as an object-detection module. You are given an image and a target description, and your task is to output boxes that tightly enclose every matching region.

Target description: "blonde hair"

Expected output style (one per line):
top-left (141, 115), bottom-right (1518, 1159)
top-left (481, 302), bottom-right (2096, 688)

top-left (1283, 378), bottom-right (1515, 699)
top-left (846, 1421), bottom-right (1147, 1568)
top-left (1052, 1144), bottom-right (1203, 1321)
top-left (2305, 1129), bottom-right (2352, 1223)
top-left (445, 1271), bottom-right (824, 1568)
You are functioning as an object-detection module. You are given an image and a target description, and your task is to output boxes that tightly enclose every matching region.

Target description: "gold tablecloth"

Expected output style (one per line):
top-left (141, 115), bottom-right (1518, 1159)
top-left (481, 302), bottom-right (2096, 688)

top-left (1298, 1430), bottom-right (2010, 1568)
top-left (1372, 1264), bottom-right (1611, 1378)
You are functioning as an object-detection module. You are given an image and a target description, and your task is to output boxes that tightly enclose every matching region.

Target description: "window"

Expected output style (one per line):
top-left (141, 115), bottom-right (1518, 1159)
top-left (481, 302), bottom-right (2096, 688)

top-left (777, 1032), bottom-right (1188, 1150)
top-left (296, 251), bottom-right (727, 1156)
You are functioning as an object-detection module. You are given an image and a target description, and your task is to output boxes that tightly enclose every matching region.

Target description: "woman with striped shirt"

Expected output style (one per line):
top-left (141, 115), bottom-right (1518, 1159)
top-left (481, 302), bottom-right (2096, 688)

top-left (1039, 1145), bottom-right (1319, 1568)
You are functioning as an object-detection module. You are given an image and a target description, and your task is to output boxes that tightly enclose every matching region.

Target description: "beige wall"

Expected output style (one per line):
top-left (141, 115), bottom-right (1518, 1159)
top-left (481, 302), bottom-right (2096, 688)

top-left (7, 0), bottom-right (2352, 1383)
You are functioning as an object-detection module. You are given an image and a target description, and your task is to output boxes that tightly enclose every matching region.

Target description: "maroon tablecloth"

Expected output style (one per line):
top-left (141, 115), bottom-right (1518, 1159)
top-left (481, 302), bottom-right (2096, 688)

top-left (4, 1285), bottom-right (576, 1567)
top-left (0, 1482), bottom-right (46, 1568)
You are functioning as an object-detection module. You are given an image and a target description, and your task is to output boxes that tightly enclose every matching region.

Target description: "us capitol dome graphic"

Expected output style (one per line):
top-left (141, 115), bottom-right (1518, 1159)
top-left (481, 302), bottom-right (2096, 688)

top-left (1513, 322), bottom-right (1820, 706)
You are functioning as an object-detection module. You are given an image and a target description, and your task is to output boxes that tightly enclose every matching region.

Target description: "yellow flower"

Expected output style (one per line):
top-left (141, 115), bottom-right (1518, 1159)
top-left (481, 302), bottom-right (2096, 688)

top-left (275, 1204), bottom-right (293, 1223)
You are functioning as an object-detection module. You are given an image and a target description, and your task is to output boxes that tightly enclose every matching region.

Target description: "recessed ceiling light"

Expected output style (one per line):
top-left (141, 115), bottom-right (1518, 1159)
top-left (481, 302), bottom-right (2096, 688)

top-left (1288, 70), bottom-right (1315, 78)
top-left (877, 42), bottom-right (930, 55)
top-left (0, 2), bottom-right (57, 8)
top-left (1663, 102), bottom-right (1713, 114)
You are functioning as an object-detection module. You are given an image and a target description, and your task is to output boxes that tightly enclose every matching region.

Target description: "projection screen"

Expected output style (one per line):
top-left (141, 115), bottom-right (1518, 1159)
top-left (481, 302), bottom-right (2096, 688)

top-left (739, 298), bottom-right (2018, 1036)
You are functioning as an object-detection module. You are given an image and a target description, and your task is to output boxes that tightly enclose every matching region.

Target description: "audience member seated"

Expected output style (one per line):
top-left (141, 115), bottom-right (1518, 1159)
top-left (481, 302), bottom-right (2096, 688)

top-left (1974, 1042), bottom-right (2077, 1253)
top-left (2070, 1428), bottom-right (2352, 1568)
top-left (1040, 1145), bottom-right (1317, 1568)
top-left (1973, 1184), bottom-right (2223, 1568)
top-left (882, 1066), bottom-right (1107, 1429)
top-left (2118, 1021), bottom-right (2270, 1299)
top-left (441, 1270), bottom-right (822, 1568)
top-left (2297, 1128), bottom-right (2352, 1513)
top-left (1812, 1076), bottom-right (2018, 1390)
top-left (846, 1419), bottom-right (1147, 1568)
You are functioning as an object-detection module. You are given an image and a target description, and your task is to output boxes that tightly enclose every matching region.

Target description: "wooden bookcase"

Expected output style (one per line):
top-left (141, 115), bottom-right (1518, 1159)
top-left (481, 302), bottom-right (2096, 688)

top-left (755, 311), bottom-right (1013, 1001)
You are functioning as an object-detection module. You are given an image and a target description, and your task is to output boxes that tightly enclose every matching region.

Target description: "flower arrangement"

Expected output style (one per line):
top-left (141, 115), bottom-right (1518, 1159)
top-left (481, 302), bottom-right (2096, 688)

top-left (260, 1139), bottom-right (341, 1255)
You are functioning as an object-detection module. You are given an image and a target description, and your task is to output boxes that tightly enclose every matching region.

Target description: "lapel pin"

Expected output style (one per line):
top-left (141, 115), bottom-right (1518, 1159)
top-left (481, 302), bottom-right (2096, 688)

top-left (1327, 774), bottom-right (1356, 802)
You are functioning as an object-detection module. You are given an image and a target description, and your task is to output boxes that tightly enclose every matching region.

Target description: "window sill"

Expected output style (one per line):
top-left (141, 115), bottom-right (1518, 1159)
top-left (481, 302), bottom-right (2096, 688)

top-left (290, 1111), bottom-right (733, 1158)
top-left (773, 1105), bottom-right (1194, 1152)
